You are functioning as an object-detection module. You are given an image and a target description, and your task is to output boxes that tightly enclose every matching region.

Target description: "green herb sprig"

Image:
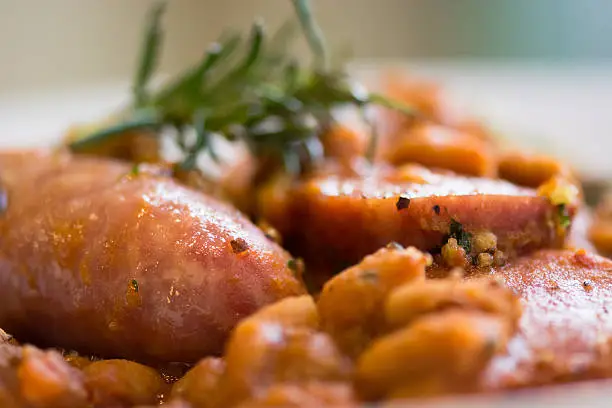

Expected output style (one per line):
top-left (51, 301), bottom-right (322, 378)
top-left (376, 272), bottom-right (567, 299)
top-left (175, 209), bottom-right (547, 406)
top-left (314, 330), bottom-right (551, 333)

top-left (68, 0), bottom-right (416, 176)
top-left (449, 218), bottom-right (472, 254)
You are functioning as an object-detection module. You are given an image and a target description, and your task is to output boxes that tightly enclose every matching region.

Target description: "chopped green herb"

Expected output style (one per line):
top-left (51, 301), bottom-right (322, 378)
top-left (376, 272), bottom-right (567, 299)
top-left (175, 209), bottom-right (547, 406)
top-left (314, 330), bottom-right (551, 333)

top-left (130, 163), bottom-right (140, 176)
top-left (557, 204), bottom-right (571, 229)
top-left (67, 0), bottom-right (417, 180)
top-left (287, 258), bottom-right (304, 278)
top-left (449, 218), bottom-right (472, 254)
top-left (130, 279), bottom-right (139, 293)
top-left (396, 196), bottom-right (411, 211)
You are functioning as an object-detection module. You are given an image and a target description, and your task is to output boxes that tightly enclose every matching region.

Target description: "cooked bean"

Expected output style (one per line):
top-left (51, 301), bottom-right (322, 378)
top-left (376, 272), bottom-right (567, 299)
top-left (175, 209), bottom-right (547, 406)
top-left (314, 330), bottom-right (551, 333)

top-left (355, 310), bottom-right (511, 400)
top-left (83, 360), bottom-right (165, 407)
top-left (248, 295), bottom-right (319, 329)
top-left (384, 278), bottom-right (522, 330)
top-left (384, 123), bottom-right (496, 177)
top-left (234, 382), bottom-right (356, 408)
top-left (589, 194), bottom-right (612, 255)
top-left (216, 320), bottom-right (351, 406)
top-left (0, 343), bottom-right (88, 408)
top-left (498, 151), bottom-right (567, 188)
top-left (170, 358), bottom-right (225, 408)
top-left (317, 246), bottom-right (429, 356)
top-left (321, 125), bottom-right (367, 164)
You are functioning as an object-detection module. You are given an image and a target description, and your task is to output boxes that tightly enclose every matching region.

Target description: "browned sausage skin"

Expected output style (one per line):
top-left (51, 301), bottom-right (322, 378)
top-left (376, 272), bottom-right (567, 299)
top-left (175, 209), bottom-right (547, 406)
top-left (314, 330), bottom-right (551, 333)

top-left (0, 151), bottom-right (305, 364)
top-left (479, 250), bottom-right (612, 389)
top-left (263, 167), bottom-right (569, 273)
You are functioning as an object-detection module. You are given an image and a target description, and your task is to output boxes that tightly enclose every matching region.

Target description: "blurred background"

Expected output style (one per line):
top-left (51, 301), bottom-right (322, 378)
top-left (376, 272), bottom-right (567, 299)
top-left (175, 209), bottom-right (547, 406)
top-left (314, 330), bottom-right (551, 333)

top-left (1, 0), bottom-right (612, 176)
top-left (2, 0), bottom-right (612, 90)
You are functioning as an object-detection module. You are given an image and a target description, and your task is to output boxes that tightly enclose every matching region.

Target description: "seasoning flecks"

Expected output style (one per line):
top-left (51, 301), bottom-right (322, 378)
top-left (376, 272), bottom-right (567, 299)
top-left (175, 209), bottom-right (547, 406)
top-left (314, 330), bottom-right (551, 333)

top-left (126, 279), bottom-right (142, 307)
top-left (130, 279), bottom-right (139, 293)
top-left (432, 204), bottom-right (441, 215)
top-left (230, 238), bottom-right (249, 254)
top-left (449, 218), bottom-right (472, 254)
top-left (287, 258), bottom-right (304, 278)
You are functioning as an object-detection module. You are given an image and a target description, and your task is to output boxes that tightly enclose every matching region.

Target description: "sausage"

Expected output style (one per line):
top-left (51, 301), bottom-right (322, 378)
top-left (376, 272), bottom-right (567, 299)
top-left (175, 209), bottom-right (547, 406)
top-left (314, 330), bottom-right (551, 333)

top-left (268, 169), bottom-right (566, 272)
top-left (0, 151), bottom-right (305, 363)
top-left (467, 250), bottom-right (612, 389)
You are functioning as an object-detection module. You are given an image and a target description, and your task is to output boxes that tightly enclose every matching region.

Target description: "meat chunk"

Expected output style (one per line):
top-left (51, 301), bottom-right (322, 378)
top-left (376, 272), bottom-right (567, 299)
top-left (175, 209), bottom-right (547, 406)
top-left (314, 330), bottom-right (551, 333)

top-left (0, 151), bottom-right (305, 363)
top-left (471, 250), bottom-right (612, 389)
top-left (269, 169), bottom-right (566, 272)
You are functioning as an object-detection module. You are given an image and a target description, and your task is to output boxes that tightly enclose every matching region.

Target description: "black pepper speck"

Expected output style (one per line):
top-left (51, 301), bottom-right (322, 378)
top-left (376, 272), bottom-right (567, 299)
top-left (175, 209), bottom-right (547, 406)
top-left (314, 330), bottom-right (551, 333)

top-left (396, 196), bottom-right (410, 211)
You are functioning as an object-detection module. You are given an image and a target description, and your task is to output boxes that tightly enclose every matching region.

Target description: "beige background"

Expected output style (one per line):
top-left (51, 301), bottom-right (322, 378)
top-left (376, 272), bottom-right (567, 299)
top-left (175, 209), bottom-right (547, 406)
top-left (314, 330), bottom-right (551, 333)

top-left (1, 0), bottom-right (612, 178)
top-left (1, 0), bottom-right (612, 93)
top-left (1, 0), bottom-right (411, 92)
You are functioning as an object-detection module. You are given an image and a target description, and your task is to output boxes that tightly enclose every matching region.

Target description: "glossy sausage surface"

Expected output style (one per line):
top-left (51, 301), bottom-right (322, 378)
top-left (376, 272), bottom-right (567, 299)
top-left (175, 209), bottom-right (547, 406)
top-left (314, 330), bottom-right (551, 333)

top-left (0, 151), bottom-right (304, 363)
top-left (278, 170), bottom-right (564, 272)
top-left (472, 250), bottom-right (612, 389)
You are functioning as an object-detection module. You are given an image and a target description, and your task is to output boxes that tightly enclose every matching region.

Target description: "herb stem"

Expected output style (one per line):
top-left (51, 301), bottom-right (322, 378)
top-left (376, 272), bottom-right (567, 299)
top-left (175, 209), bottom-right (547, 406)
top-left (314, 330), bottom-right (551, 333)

top-left (133, 1), bottom-right (166, 107)
top-left (291, 0), bottom-right (328, 71)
